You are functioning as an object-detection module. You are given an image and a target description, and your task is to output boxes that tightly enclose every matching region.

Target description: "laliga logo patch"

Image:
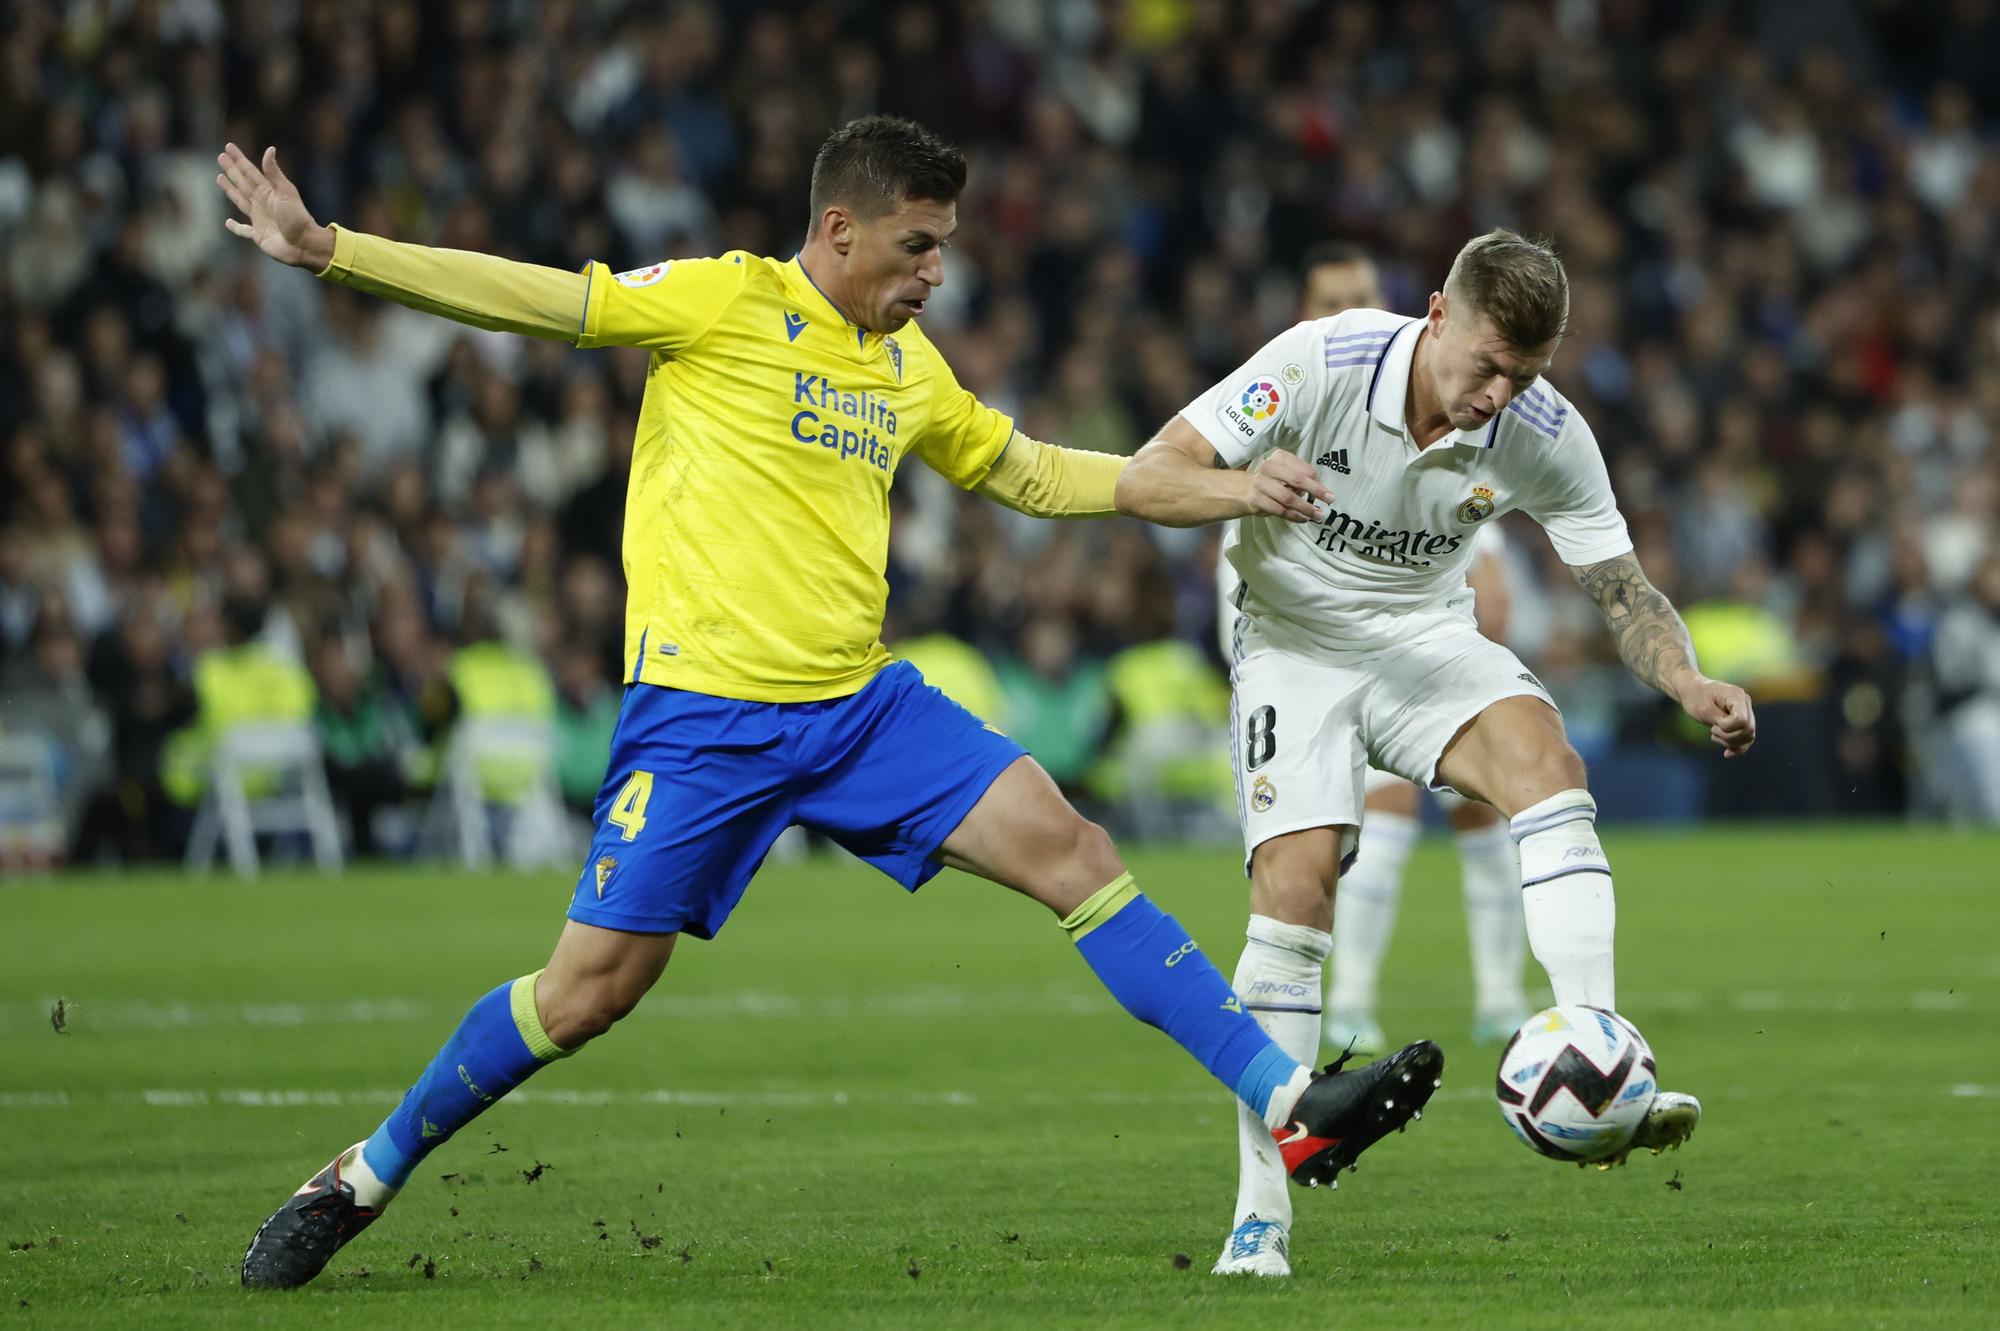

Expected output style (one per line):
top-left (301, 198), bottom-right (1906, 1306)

top-left (1251, 774), bottom-right (1277, 812)
top-left (613, 262), bottom-right (670, 288)
top-left (1457, 484), bottom-right (1496, 523)
top-left (1218, 376), bottom-right (1285, 441)
top-left (1240, 380), bottom-right (1282, 420)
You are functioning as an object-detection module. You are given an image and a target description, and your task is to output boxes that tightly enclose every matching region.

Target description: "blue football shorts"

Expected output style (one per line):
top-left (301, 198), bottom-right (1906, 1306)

top-left (566, 661), bottom-right (1025, 939)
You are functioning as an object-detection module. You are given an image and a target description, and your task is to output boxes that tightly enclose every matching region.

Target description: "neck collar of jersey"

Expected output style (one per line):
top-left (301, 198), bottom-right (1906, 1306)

top-left (785, 255), bottom-right (874, 348)
top-left (1367, 319), bottom-right (1500, 451)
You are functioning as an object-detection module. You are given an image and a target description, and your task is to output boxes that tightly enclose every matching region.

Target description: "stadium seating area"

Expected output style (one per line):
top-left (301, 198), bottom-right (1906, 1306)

top-left (3, 0), bottom-right (1998, 864)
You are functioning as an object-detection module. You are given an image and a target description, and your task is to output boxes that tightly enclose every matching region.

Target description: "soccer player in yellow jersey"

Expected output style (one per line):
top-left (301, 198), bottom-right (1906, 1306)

top-left (219, 118), bottom-right (1443, 1289)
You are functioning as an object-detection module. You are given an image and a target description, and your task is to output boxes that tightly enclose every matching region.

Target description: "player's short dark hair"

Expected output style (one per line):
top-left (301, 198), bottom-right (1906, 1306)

top-left (1300, 241), bottom-right (1374, 277)
top-left (1444, 229), bottom-right (1569, 349)
top-left (808, 116), bottom-right (967, 234)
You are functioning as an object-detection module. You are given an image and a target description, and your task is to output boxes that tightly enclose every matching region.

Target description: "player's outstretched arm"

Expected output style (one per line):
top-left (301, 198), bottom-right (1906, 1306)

top-left (216, 142), bottom-right (589, 341)
top-left (1115, 417), bottom-right (1332, 528)
top-left (973, 433), bottom-right (1128, 518)
top-left (1569, 551), bottom-right (1757, 757)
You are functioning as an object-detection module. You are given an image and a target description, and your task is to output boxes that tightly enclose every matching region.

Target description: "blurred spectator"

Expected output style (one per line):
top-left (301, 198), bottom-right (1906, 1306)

top-left (305, 292), bottom-right (433, 476)
top-left (1091, 572), bottom-right (1233, 838)
top-left (160, 592), bottom-right (316, 815)
top-left (85, 602), bottom-right (197, 860)
top-left (552, 642), bottom-right (618, 816)
top-left (1920, 553), bottom-right (2000, 823)
top-left (1, 0), bottom-right (1995, 861)
top-left (995, 612), bottom-right (1110, 797)
top-left (0, 602), bottom-right (113, 856)
top-left (310, 633), bottom-right (413, 858)
top-left (0, 527), bottom-right (36, 651)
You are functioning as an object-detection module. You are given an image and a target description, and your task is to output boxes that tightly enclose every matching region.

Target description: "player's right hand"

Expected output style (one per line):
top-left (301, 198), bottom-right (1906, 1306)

top-left (216, 143), bottom-right (335, 271)
top-left (1246, 451), bottom-right (1335, 523)
top-left (1679, 676), bottom-right (1757, 757)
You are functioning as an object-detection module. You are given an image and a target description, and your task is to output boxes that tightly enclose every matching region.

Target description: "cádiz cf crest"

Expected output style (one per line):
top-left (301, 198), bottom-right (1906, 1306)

top-left (1456, 485), bottom-right (1496, 524)
top-left (595, 855), bottom-right (617, 898)
top-left (884, 336), bottom-right (903, 382)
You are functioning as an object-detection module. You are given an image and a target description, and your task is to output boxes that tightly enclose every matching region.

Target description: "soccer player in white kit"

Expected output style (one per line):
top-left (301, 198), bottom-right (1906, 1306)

top-left (1216, 244), bottom-right (1534, 1064)
top-left (1120, 230), bottom-right (1757, 1277)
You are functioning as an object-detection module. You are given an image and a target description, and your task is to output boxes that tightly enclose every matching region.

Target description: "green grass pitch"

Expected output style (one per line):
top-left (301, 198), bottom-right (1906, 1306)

top-left (4, 824), bottom-right (1997, 1329)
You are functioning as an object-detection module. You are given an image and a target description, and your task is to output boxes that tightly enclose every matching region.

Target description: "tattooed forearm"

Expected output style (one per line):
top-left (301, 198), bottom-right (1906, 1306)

top-left (1569, 553), bottom-right (1699, 699)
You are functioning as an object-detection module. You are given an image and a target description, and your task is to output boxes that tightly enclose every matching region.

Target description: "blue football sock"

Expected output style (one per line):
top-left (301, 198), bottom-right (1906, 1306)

top-left (359, 970), bottom-right (570, 1189)
top-left (1063, 874), bottom-right (1306, 1119)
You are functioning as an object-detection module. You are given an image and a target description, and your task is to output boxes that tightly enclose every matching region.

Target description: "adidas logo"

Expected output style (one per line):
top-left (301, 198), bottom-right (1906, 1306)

top-left (1315, 449), bottom-right (1350, 474)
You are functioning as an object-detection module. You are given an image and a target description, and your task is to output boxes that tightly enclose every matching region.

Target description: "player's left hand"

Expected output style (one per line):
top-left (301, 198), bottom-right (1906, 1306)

top-left (216, 143), bottom-right (335, 271)
top-left (1680, 677), bottom-right (1756, 757)
top-left (1248, 451), bottom-right (1335, 523)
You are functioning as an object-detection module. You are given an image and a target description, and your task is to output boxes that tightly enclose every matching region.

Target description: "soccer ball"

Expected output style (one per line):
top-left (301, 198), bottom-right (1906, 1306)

top-left (1494, 1005), bottom-right (1657, 1162)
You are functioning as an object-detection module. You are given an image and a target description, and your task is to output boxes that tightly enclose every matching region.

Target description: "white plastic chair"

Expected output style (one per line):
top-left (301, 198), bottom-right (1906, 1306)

top-left (0, 735), bottom-right (64, 866)
top-left (423, 716), bottom-right (572, 868)
top-left (185, 722), bottom-right (344, 877)
top-left (1117, 718), bottom-right (1237, 844)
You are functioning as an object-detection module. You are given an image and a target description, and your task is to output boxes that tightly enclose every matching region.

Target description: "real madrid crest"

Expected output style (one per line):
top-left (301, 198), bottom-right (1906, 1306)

top-left (1456, 485), bottom-right (1496, 524)
top-left (1251, 774), bottom-right (1277, 812)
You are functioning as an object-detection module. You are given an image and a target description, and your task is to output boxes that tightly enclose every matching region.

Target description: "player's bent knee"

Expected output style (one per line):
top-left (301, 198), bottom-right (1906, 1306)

top-left (1536, 744), bottom-right (1589, 800)
top-left (1062, 815), bottom-right (1121, 882)
top-left (1026, 814), bottom-right (1123, 916)
top-left (538, 921), bottom-right (674, 1049)
top-left (1248, 831), bottom-right (1340, 925)
top-left (541, 977), bottom-right (643, 1049)
top-left (1250, 874), bottom-right (1331, 926)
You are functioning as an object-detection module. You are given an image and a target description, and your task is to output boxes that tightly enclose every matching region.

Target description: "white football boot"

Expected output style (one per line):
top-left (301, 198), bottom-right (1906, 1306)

top-left (1212, 1213), bottom-right (1290, 1277)
top-left (1594, 1091), bottom-right (1700, 1170)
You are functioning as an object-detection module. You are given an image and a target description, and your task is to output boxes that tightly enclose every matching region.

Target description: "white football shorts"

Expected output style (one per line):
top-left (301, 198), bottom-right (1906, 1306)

top-left (1228, 615), bottom-right (1554, 873)
top-left (1362, 763), bottom-right (1469, 811)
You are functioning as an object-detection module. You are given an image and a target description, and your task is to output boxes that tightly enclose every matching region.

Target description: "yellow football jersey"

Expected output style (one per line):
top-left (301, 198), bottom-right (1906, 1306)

top-left (575, 253), bottom-right (1013, 702)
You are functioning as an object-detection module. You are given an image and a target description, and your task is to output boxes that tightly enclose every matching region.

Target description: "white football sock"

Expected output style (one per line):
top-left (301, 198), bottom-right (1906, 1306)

top-left (1457, 822), bottom-right (1529, 1015)
top-left (340, 1142), bottom-right (399, 1209)
top-left (1230, 915), bottom-right (1333, 1228)
top-left (1327, 811), bottom-right (1418, 1020)
top-left (1262, 1065), bottom-right (1314, 1133)
top-left (1510, 789), bottom-right (1615, 1009)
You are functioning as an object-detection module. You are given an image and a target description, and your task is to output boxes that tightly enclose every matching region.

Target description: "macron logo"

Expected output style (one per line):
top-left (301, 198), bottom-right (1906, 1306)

top-left (1316, 449), bottom-right (1350, 475)
top-left (784, 311), bottom-right (808, 342)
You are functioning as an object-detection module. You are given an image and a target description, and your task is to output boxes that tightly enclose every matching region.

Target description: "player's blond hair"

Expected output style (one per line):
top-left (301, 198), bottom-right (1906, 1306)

top-left (1443, 229), bottom-right (1569, 350)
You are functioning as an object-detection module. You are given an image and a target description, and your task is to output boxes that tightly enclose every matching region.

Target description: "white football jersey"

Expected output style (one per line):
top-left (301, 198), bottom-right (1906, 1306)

top-left (1213, 514), bottom-right (1511, 659)
top-left (1183, 310), bottom-right (1631, 655)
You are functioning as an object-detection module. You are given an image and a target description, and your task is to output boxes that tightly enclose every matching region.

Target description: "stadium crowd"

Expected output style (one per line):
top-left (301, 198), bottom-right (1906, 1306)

top-left (3, 0), bottom-right (1998, 865)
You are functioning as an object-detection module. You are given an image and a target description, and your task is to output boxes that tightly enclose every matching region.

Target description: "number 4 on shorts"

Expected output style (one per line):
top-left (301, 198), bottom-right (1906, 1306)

top-left (608, 770), bottom-right (654, 840)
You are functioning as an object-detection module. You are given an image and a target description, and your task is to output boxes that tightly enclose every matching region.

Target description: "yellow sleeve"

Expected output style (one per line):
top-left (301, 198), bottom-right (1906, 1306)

top-left (975, 432), bottom-right (1127, 518)
top-left (576, 254), bottom-right (752, 352)
top-left (913, 345), bottom-right (1015, 489)
top-left (316, 225), bottom-right (589, 341)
